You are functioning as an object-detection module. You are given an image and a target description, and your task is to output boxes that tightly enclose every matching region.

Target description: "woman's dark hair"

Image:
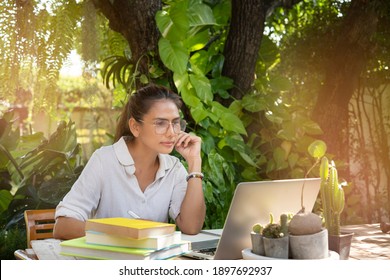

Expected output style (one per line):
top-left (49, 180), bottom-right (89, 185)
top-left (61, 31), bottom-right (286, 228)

top-left (114, 84), bottom-right (183, 142)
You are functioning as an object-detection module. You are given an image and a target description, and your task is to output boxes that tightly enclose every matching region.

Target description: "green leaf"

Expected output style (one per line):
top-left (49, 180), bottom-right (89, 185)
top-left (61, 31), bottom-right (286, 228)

top-left (190, 105), bottom-right (208, 123)
top-left (189, 50), bottom-right (211, 75)
top-left (173, 72), bottom-right (189, 93)
top-left (189, 74), bottom-right (213, 102)
top-left (156, 7), bottom-right (188, 41)
top-left (242, 94), bottom-right (267, 112)
top-left (308, 140), bottom-right (327, 159)
top-left (188, 1), bottom-right (216, 35)
top-left (265, 112), bottom-right (283, 124)
top-left (273, 147), bottom-right (286, 170)
top-left (219, 113), bottom-right (247, 135)
top-left (184, 29), bottom-right (210, 52)
top-left (139, 74), bottom-right (148, 84)
top-left (207, 150), bottom-right (225, 187)
top-left (158, 38), bottom-right (188, 74)
top-left (0, 190), bottom-right (13, 214)
top-left (221, 134), bottom-right (246, 153)
top-left (302, 120), bottom-right (323, 135)
top-left (197, 129), bottom-right (215, 154)
top-left (239, 152), bottom-right (257, 167)
top-left (210, 76), bottom-right (234, 99)
top-left (181, 87), bottom-right (201, 107)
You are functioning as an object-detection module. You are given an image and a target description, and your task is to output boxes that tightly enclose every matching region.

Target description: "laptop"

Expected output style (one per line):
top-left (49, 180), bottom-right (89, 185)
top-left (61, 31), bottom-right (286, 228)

top-left (184, 178), bottom-right (321, 260)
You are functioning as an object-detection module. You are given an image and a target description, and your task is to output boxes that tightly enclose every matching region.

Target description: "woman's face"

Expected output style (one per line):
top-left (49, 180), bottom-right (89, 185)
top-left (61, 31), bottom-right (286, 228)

top-left (135, 99), bottom-right (181, 154)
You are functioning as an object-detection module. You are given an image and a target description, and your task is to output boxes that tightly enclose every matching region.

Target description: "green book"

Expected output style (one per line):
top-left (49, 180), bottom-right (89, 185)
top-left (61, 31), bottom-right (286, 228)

top-left (60, 237), bottom-right (190, 260)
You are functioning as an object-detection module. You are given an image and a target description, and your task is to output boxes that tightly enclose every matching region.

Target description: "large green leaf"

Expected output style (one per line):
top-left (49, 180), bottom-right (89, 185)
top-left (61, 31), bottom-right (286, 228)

top-left (190, 106), bottom-right (208, 123)
top-left (181, 87), bottom-right (201, 107)
top-left (207, 150), bottom-right (225, 187)
top-left (158, 38), bottom-right (188, 75)
top-left (189, 52), bottom-right (208, 75)
top-left (11, 133), bottom-right (45, 159)
top-left (173, 72), bottom-right (189, 93)
top-left (219, 113), bottom-right (247, 135)
top-left (218, 134), bottom-right (246, 153)
top-left (189, 74), bottom-right (213, 102)
top-left (184, 29), bottom-right (210, 52)
top-left (242, 94), bottom-right (267, 112)
top-left (188, 1), bottom-right (216, 35)
top-left (156, 9), bottom-right (188, 41)
top-left (308, 140), bottom-right (327, 159)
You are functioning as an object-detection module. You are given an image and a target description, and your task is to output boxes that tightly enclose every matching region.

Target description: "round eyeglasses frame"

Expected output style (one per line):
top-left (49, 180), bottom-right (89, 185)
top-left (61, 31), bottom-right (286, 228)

top-left (138, 119), bottom-right (187, 135)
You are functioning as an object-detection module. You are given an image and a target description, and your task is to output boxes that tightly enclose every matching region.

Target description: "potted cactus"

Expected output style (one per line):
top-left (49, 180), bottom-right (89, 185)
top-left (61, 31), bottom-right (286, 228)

top-left (306, 140), bottom-right (353, 259)
top-left (262, 214), bottom-right (289, 259)
top-left (250, 223), bottom-right (264, 256)
top-left (320, 156), bottom-right (353, 259)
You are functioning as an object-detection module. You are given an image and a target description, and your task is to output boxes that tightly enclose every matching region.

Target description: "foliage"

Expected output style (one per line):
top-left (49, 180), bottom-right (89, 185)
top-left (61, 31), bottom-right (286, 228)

top-left (0, 227), bottom-right (26, 260)
top-left (0, 110), bottom-right (84, 233)
top-left (1, 0), bottom-right (389, 233)
top-left (0, 0), bottom-right (83, 111)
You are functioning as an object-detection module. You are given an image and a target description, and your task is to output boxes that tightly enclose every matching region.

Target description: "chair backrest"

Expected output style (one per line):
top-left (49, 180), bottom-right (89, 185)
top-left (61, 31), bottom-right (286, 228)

top-left (24, 209), bottom-right (56, 248)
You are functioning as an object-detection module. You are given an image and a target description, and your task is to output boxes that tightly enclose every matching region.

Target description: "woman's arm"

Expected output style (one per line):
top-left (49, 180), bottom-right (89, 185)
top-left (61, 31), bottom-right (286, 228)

top-left (53, 216), bottom-right (86, 240)
top-left (174, 133), bottom-right (206, 234)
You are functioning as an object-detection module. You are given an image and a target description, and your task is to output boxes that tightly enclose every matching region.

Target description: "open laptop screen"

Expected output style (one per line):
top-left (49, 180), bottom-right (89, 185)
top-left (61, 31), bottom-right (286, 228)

top-left (213, 178), bottom-right (321, 260)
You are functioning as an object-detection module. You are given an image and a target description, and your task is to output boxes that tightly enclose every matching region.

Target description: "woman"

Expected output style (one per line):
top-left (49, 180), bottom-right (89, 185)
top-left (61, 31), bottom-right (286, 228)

top-left (53, 84), bottom-right (206, 240)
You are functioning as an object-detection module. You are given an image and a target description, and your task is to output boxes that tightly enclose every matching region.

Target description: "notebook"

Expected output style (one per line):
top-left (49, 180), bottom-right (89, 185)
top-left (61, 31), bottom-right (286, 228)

top-left (185, 178), bottom-right (321, 260)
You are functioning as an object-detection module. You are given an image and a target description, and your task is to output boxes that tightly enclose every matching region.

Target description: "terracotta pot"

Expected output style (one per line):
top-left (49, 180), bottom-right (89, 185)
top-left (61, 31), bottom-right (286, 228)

top-left (328, 232), bottom-right (354, 260)
top-left (289, 229), bottom-right (328, 259)
top-left (263, 235), bottom-right (289, 259)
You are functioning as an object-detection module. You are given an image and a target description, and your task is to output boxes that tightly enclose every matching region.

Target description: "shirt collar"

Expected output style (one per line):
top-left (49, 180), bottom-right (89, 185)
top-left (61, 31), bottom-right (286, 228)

top-left (114, 137), bottom-right (177, 177)
top-left (113, 137), bottom-right (134, 166)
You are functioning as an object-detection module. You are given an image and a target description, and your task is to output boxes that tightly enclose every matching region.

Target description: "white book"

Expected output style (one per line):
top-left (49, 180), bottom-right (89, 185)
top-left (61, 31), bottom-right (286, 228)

top-left (85, 230), bottom-right (182, 250)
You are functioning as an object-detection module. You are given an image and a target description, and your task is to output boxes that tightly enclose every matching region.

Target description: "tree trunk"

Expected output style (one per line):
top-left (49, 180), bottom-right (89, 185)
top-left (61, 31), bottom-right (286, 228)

top-left (221, 0), bottom-right (269, 104)
top-left (312, 0), bottom-right (380, 166)
top-left (92, 0), bottom-right (161, 75)
top-left (221, 0), bottom-right (303, 105)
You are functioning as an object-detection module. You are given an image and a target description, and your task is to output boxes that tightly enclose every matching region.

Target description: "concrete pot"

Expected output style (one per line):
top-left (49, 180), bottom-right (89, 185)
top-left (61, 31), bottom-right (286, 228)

top-left (328, 232), bottom-right (354, 260)
top-left (289, 228), bottom-right (328, 259)
top-left (263, 235), bottom-right (289, 259)
top-left (250, 232), bottom-right (265, 256)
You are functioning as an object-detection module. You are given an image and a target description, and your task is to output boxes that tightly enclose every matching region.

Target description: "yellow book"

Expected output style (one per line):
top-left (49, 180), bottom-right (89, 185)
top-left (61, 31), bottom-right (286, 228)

top-left (85, 218), bottom-right (176, 239)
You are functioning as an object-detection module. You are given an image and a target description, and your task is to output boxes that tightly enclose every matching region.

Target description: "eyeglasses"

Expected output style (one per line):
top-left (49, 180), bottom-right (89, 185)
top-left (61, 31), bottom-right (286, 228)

top-left (138, 119), bottom-right (187, 134)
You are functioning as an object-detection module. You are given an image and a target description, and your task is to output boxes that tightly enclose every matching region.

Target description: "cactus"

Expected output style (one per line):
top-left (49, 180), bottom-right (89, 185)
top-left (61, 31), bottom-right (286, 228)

top-left (307, 140), bottom-right (346, 236)
top-left (252, 223), bottom-right (264, 234)
top-left (262, 214), bottom-right (289, 238)
top-left (280, 214), bottom-right (288, 236)
top-left (320, 157), bottom-right (345, 235)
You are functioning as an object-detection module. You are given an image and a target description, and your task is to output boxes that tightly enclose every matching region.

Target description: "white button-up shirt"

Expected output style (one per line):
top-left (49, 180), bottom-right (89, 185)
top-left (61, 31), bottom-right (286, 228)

top-left (55, 137), bottom-right (188, 222)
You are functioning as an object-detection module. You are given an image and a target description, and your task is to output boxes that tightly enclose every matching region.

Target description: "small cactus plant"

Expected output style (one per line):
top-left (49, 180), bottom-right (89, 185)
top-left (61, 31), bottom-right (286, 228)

top-left (262, 213), bottom-right (289, 238)
top-left (252, 223), bottom-right (264, 234)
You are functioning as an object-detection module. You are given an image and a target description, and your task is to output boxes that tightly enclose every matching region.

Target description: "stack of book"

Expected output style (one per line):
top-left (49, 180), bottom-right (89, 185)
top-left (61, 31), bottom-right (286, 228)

top-left (59, 218), bottom-right (191, 260)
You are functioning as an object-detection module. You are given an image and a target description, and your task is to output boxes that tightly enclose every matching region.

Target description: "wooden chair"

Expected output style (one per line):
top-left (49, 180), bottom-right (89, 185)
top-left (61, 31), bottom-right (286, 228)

top-left (24, 209), bottom-right (56, 248)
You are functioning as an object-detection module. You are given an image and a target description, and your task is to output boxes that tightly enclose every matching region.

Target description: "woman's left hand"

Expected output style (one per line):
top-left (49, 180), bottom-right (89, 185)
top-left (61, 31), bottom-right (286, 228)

top-left (175, 132), bottom-right (201, 161)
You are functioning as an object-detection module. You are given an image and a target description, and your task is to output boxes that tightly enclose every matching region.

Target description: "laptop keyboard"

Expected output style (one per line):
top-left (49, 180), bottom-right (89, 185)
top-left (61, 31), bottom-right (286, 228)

top-left (184, 247), bottom-right (216, 260)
